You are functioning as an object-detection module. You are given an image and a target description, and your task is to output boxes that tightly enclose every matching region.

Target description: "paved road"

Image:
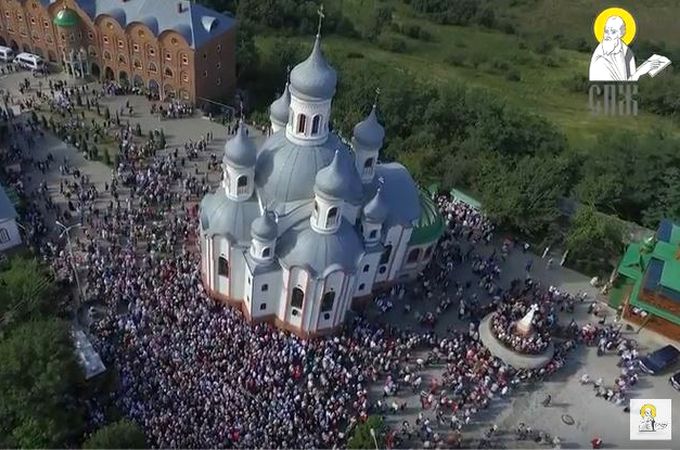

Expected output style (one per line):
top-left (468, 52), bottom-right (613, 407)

top-left (2, 69), bottom-right (678, 449)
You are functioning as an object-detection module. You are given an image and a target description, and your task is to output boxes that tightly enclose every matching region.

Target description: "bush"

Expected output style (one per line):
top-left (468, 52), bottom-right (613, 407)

top-left (346, 51), bottom-right (365, 59)
top-left (505, 69), bottom-right (522, 81)
top-left (469, 52), bottom-right (488, 69)
top-left (83, 419), bottom-right (147, 449)
top-left (378, 36), bottom-right (408, 53)
top-left (563, 74), bottom-right (589, 93)
top-left (535, 39), bottom-right (554, 55)
top-left (445, 51), bottom-right (466, 67)
top-left (491, 58), bottom-right (510, 72)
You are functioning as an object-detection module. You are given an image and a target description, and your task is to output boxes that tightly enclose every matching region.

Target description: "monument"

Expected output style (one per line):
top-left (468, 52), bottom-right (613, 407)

top-left (479, 303), bottom-right (556, 369)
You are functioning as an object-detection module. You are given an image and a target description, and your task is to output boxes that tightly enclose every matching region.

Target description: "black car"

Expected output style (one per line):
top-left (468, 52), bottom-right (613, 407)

top-left (670, 372), bottom-right (680, 391)
top-left (639, 345), bottom-right (680, 374)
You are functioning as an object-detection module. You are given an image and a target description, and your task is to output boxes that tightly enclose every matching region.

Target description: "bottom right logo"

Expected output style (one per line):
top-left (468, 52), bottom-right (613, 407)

top-left (630, 398), bottom-right (672, 440)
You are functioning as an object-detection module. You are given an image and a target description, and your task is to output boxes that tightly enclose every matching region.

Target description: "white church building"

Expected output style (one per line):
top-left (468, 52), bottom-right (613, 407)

top-left (199, 31), bottom-right (444, 337)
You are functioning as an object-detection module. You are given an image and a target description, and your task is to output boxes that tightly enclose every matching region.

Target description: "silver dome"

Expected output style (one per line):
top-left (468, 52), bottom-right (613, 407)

top-left (277, 220), bottom-right (364, 276)
top-left (255, 130), bottom-right (348, 206)
top-left (289, 35), bottom-right (337, 100)
top-left (223, 122), bottom-right (257, 168)
top-left (199, 191), bottom-right (261, 246)
top-left (269, 82), bottom-right (291, 125)
top-left (314, 148), bottom-right (363, 203)
top-left (363, 186), bottom-right (388, 223)
top-left (353, 104), bottom-right (385, 149)
top-left (251, 210), bottom-right (278, 241)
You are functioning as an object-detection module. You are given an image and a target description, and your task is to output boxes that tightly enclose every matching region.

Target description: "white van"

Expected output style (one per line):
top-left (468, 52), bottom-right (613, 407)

top-left (14, 52), bottom-right (45, 71)
top-left (0, 46), bottom-right (14, 62)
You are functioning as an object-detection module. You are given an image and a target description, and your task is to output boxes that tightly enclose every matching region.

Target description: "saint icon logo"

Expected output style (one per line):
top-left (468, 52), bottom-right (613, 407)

top-left (589, 7), bottom-right (671, 82)
top-left (630, 399), bottom-right (672, 440)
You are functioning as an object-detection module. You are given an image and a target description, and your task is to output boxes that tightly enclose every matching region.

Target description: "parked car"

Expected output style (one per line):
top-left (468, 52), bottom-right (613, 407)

top-left (639, 345), bottom-right (680, 374)
top-left (670, 371), bottom-right (680, 391)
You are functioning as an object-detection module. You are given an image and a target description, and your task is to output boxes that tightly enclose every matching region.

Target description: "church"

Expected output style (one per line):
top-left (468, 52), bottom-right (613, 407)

top-left (199, 30), bottom-right (444, 338)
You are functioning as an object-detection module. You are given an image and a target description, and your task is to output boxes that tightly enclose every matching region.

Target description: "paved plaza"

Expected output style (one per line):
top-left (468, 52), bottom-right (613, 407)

top-left (2, 67), bottom-right (679, 449)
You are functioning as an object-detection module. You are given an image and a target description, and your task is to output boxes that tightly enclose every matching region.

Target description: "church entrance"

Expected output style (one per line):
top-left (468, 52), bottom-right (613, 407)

top-left (104, 66), bottom-right (114, 81)
top-left (0, 36), bottom-right (6, 47)
top-left (132, 74), bottom-right (143, 88)
top-left (90, 63), bottom-right (100, 79)
top-left (119, 70), bottom-right (129, 86)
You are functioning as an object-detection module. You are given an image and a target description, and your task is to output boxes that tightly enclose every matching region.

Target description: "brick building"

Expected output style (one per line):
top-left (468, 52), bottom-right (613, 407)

top-left (0, 0), bottom-right (237, 104)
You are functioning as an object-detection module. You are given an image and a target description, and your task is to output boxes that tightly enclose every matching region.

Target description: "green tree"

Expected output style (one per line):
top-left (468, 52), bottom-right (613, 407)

top-left (643, 167), bottom-right (680, 225)
top-left (347, 416), bottom-right (385, 450)
top-left (0, 319), bottom-right (85, 448)
top-left (574, 172), bottom-right (623, 214)
top-left (83, 420), bottom-right (147, 449)
top-left (235, 20), bottom-right (260, 81)
top-left (566, 205), bottom-right (624, 275)
top-left (0, 256), bottom-right (56, 334)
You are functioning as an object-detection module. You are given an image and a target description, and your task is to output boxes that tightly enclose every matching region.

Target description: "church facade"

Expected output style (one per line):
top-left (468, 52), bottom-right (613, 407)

top-left (199, 32), bottom-right (444, 338)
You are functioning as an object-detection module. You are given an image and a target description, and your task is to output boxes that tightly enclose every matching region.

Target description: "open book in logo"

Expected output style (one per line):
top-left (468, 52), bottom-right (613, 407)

top-left (589, 7), bottom-right (671, 82)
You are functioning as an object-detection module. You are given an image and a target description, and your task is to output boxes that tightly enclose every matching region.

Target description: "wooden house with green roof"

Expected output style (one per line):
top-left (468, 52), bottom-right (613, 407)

top-left (610, 219), bottom-right (680, 340)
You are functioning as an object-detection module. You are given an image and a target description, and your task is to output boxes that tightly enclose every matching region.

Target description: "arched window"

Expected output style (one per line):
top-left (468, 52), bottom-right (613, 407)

top-left (261, 284), bottom-right (269, 292)
top-left (326, 207), bottom-right (338, 227)
top-left (291, 287), bottom-right (304, 309)
top-left (297, 114), bottom-right (306, 134)
top-left (380, 245), bottom-right (392, 265)
top-left (363, 264), bottom-right (370, 273)
top-left (262, 247), bottom-right (271, 258)
top-left (237, 175), bottom-right (248, 194)
top-left (218, 256), bottom-right (229, 277)
top-left (148, 62), bottom-right (157, 73)
top-left (311, 115), bottom-right (321, 135)
top-left (363, 158), bottom-right (374, 175)
top-left (164, 67), bottom-right (173, 77)
top-left (321, 291), bottom-right (335, 312)
top-left (424, 246), bottom-right (433, 259)
top-left (369, 229), bottom-right (378, 239)
top-left (407, 248), bottom-right (421, 263)
top-left (358, 283), bottom-right (365, 291)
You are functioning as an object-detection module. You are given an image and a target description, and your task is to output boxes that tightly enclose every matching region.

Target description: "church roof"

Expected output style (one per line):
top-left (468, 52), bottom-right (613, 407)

top-left (255, 130), bottom-right (347, 207)
top-left (269, 83), bottom-right (291, 125)
top-left (199, 191), bottom-right (260, 246)
top-left (223, 122), bottom-right (257, 168)
top-left (277, 219), bottom-right (364, 277)
top-left (409, 190), bottom-right (446, 246)
top-left (54, 8), bottom-right (80, 27)
top-left (73, 0), bottom-right (235, 49)
top-left (362, 163), bottom-right (421, 227)
top-left (314, 149), bottom-right (363, 203)
top-left (289, 35), bottom-right (337, 100)
top-left (363, 186), bottom-right (388, 224)
top-left (251, 211), bottom-right (278, 241)
top-left (353, 105), bottom-right (385, 149)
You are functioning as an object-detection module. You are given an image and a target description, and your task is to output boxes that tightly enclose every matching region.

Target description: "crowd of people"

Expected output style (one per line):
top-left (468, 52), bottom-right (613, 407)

top-left (1, 70), bottom-right (648, 449)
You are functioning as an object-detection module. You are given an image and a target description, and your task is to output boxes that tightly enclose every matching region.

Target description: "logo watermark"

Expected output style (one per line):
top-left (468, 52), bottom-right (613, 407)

top-left (630, 398), bottom-right (672, 441)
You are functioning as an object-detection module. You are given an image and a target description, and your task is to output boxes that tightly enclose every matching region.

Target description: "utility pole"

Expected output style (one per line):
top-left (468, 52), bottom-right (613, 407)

top-left (56, 221), bottom-right (85, 313)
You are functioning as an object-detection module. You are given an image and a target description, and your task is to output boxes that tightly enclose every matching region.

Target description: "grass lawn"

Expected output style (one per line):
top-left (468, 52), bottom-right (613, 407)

top-left (257, 0), bottom-right (679, 149)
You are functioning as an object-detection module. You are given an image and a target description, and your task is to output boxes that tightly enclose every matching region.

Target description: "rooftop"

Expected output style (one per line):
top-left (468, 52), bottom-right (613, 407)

top-left (0, 184), bottom-right (17, 220)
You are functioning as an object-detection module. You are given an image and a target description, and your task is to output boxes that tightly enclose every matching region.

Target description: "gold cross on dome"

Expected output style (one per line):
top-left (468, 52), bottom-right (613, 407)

top-left (374, 87), bottom-right (381, 106)
top-left (317, 4), bottom-right (325, 36)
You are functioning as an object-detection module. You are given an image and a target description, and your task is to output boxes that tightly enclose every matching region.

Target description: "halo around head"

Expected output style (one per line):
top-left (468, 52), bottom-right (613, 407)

top-left (640, 403), bottom-right (656, 418)
top-left (593, 7), bottom-right (637, 45)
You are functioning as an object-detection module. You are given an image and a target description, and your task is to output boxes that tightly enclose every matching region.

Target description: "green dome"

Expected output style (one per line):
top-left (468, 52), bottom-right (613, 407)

top-left (409, 190), bottom-right (446, 246)
top-left (641, 235), bottom-right (656, 253)
top-left (53, 8), bottom-right (79, 28)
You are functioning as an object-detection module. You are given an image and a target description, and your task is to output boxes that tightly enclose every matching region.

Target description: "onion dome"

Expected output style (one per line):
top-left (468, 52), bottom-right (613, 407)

top-left (251, 210), bottom-right (278, 241)
top-left (223, 121), bottom-right (256, 168)
top-left (290, 35), bottom-right (337, 100)
top-left (363, 186), bottom-right (388, 223)
top-left (269, 83), bottom-right (291, 125)
top-left (314, 149), bottom-right (362, 202)
top-left (53, 8), bottom-right (79, 27)
top-left (353, 104), bottom-right (385, 149)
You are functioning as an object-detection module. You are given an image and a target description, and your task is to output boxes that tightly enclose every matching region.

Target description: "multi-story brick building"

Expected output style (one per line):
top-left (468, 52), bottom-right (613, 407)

top-left (0, 0), bottom-right (237, 104)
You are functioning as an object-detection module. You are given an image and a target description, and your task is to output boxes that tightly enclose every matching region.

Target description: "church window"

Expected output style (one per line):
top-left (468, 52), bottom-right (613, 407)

top-left (324, 313), bottom-right (331, 320)
top-left (261, 284), bottom-right (269, 292)
top-left (262, 247), bottom-right (271, 258)
top-left (118, 39), bottom-right (124, 48)
top-left (311, 115), bottom-right (321, 135)
top-left (149, 62), bottom-right (157, 73)
top-left (218, 256), bottom-right (229, 277)
top-left (326, 207), bottom-right (338, 227)
top-left (379, 266), bottom-right (387, 274)
top-left (358, 283), bottom-right (365, 290)
top-left (407, 248), bottom-right (420, 263)
top-left (237, 175), bottom-right (248, 194)
top-left (424, 246), bottom-right (433, 259)
top-left (0, 228), bottom-right (10, 243)
top-left (363, 264), bottom-right (370, 273)
top-left (133, 59), bottom-right (142, 70)
top-left (313, 201), bottom-right (319, 218)
top-left (291, 287), bottom-right (304, 309)
top-left (246, 295), bottom-right (250, 303)
top-left (260, 303), bottom-right (267, 310)
top-left (118, 54), bottom-right (126, 65)
top-left (321, 291), bottom-right (335, 312)
top-left (297, 114), bottom-right (306, 134)
top-left (369, 229), bottom-right (378, 239)
top-left (103, 36), bottom-right (109, 45)
top-left (103, 51), bottom-right (111, 61)
top-left (380, 245), bottom-right (392, 265)
top-left (363, 158), bottom-right (374, 175)
top-left (164, 67), bottom-right (173, 77)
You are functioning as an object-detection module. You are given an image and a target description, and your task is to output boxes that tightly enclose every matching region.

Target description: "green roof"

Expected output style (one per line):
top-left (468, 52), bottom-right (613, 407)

top-left (629, 278), bottom-right (680, 325)
top-left (670, 224), bottom-right (680, 246)
top-left (53, 8), bottom-right (79, 27)
top-left (661, 262), bottom-right (680, 292)
top-left (409, 190), bottom-right (445, 246)
top-left (654, 240), bottom-right (677, 261)
top-left (450, 188), bottom-right (482, 210)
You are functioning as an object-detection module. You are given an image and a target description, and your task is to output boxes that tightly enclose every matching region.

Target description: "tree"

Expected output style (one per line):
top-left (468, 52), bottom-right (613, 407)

top-left (347, 416), bottom-right (385, 449)
top-left (82, 420), bottom-right (147, 449)
top-left (574, 172), bottom-right (623, 214)
top-left (643, 167), bottom-right (680, 226)
top-left (0, 319), bottom-right (85, 448)
top-left (565, 205), bottom-right (624, 275)
top-left (0, 256), bottom-right (56, 334)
